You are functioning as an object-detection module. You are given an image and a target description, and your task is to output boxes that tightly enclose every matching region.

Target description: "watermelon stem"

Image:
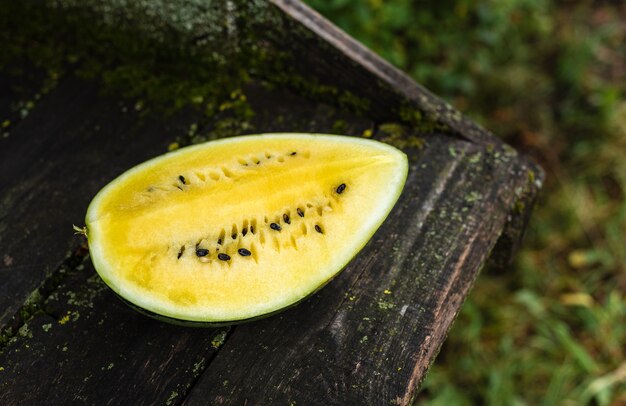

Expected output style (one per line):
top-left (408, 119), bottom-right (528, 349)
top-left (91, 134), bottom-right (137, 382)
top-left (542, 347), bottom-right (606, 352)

top-left (72, 224), bottom-right (88, 238)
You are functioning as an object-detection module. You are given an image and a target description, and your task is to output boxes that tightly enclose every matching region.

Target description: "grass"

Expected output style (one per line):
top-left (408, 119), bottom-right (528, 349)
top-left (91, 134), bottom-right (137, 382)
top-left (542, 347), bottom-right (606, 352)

top-left (304, 0), bottom-right (626, 403)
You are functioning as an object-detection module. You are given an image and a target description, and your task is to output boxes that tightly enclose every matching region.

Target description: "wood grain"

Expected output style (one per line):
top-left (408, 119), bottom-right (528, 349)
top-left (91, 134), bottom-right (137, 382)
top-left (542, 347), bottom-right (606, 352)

top-left (0, 263), bottom-right (229, 405)
top-left (183, 135), bottom-right (537, 405)
top-left (0, 76), bottom-right (391, 404)
top-left (0, 76), bottom-right (197, 331)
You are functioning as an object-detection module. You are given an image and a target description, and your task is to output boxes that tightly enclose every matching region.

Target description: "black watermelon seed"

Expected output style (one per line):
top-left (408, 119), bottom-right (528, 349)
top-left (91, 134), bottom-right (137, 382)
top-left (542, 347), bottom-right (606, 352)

top-left (195, 248), bottom-right (209, 257)
top-left (250, 226), bottom-right (255, 234)
top-left (231, 233), bottom-right (237, 240)
top-left (270, 223), bottom-right (281, 231)
top-left (336, 183), bottom-right (346, 194)
top-left (283, 214), bottom-right (290, 224)
top-left (315, 225), bottom-right (323, 234)
top-left (218, 253), bottom-right (231, 261)
top-left (217, 238), bottom-right (222, 245)
top-left (177, 246), bottom-right (185, 259)
top-left (290, 151), bottom-right (297, 156)
top-left (238, 248), bottom-right (251, 257)
top-left (297, 208), bottom-right (304, 217)
top-left (242, 227), bottom-right (248, 236)
top-left (256, 161), bottom-right (261, 165)
top-left (176, 185), bottom-right (183, 191)
top-left (179, 175), bottom-right (186, 184)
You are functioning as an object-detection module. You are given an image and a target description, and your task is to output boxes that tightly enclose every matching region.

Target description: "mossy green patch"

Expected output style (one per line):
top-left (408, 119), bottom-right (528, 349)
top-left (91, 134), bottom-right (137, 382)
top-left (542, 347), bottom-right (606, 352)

top-left (378, 300), bottom-right (395, 310)
top-left (397, 105), bottom-right (450, 134)
top-left (0, 0), bottom-right (368, 133)
top-left (211, 330), bottom-right (229, 349)
top-left (1, 0), bottom-right (456, 145)
top-left (465, 191), bottom-right (482, 203)
top-left (377, 123), bottom-right (426, 150)
top-left (165, 391), bottom-right (179, 406)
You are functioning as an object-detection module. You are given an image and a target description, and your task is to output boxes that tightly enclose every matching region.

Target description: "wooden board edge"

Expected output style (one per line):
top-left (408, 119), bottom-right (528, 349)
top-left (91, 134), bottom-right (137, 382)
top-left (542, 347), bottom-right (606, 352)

top-left (269, 0), bottom-right (502, 146)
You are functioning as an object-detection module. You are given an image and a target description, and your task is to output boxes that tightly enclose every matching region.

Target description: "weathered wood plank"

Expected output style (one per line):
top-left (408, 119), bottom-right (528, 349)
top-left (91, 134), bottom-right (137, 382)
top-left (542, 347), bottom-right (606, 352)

top-left (0, 74), bottom-right (383, 404)
top-left (0, 68), bottom-right (59, 148)
top-left (4, 0), bottom-right (498, 145)
top-left (243, 82), bottom-right (373, 136)
top-left (183, 134), bottom-right (535, 405)
top-left (0, 76), bottom-right (197, 332)
top-left (0, 70), bottom-right (38, 129)
top-left (264, 0), bottom-right (495, 144)
top-left (0, 264), bottom-right (228, 405)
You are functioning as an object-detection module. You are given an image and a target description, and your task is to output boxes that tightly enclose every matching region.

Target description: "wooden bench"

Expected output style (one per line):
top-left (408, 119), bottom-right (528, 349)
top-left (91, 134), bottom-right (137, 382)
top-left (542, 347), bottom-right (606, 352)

top-left (0, 0), bottom-right (544, 404)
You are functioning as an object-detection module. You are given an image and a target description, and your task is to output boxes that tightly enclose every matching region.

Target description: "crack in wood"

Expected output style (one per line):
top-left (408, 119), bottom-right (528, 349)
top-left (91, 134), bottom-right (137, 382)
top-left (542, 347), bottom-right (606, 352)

top-left (173, 327), bottom-right (237, 402)
top-left (0, 241), bottom-right (89, 355)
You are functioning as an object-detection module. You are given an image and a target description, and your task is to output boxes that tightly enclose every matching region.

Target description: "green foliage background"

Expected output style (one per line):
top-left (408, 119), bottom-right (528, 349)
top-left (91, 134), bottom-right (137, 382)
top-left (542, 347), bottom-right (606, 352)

top-left (304, 0), bottom-right (626, 404)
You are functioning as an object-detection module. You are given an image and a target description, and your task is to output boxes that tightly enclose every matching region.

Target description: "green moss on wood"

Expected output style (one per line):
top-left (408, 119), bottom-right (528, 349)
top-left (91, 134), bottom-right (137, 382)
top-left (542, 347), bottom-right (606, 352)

top-left (377, 123), bottom-right (425, 150)
top-left (1, 0), bottom-right (269, 123)
top-left (397, 105), bottom-right (450, 134)
top-left (211, 330), bottom-right (229, 349)
top-left (0, 246), bottom-right (88, 354)
top-left (1, 0), bottom-right (455, 145)
top-left (1, 0), bottom-right (373, 150)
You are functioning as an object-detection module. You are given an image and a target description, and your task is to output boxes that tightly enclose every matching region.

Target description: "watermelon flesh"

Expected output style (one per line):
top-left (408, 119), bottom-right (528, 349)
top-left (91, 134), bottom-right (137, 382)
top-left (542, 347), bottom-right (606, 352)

top-left (86, 133), bottom-right (408, 324)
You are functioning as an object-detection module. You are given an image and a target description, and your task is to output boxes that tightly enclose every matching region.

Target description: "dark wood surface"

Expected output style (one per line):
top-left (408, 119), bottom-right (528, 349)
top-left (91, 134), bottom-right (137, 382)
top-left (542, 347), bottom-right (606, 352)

top-left (184, 136), bottom-right (534, 405)
top-left (0, 1), bottom-right (543, 404)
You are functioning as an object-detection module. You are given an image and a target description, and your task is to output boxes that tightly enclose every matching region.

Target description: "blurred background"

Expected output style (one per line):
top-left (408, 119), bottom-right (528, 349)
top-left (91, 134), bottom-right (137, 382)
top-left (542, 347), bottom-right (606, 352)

top-left (303, 0), bottom-right (626, 404)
